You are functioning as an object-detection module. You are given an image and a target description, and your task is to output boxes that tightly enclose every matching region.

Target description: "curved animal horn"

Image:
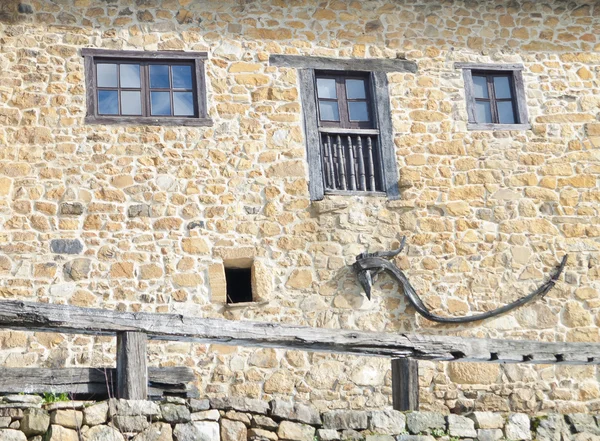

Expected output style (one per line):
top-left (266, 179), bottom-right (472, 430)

top-left (354, 242), bottom-right (567, 324)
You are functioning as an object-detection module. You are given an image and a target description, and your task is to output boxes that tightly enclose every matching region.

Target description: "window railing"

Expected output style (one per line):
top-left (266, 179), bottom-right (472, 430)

top-left (319, 129), bottom-right (383, 193)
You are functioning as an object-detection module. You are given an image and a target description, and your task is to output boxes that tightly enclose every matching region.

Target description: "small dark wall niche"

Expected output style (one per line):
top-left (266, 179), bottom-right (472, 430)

top-left (225, 267), bottom-right (253, 304)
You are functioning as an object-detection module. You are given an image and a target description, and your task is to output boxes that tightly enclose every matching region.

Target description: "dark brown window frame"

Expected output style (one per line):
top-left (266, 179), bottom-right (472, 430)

top-left (456, 63), bottom-right (530, 131)
top-left (315, 71), bottom-right (375, 130)
top-left (82, 49), bottom-right (212, 127)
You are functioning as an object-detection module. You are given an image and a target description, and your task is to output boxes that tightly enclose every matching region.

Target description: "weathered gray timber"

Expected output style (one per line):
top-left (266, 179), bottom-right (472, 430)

top-left (117, 332), bottom-right (148, 399)
top-left (391, 359), bottom-right (419, 411)
top-left (0, 300), bottom-right (598, 364)
top-left (270, 55), bottom-right (417, 73)
top-left (0, 367), bottom-right (193, 396)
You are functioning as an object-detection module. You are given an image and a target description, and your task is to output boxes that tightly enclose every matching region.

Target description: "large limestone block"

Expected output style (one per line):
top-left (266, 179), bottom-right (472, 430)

top-left (468, 412), bottom-right (504, 429)
top-left (160, 404), bottom-right (191, 424)
top-left (406, 412), bottom-right (445, 435)
top-left (322, 411), bottom-right (368, 430)
top-left (21, 408), bottom-right (50, 436)
top-left (109, 399), bottom-right (161, 417)
top-left (270, 399), bottom-right (321, 425)
top-left (448, 362), bottom-right (500, 385)
top-left (84, 401), bottom-right (108, 426)
top-left (49, 409), bottom-right (83, 429)
top-left (174, 421), bottom-right (220, 441)
top-left (47, 425), bottom-right (79, 441)
top-left (0, 429), bottom-right (26, 441)
top-left (86, 425), bottom-right (126, 441)
top-left (133, 422), bottom-right (173, 441)
top-left (447, 415), bottom-right (477, 438)
top-left (505, 413), bottom-right (531, 441)
top-left (277, 421), bottom-right (315, 441)
top-left (221, 418), bottom-right (247, 441)
top-left (368, 409), bottom-right (406, 434)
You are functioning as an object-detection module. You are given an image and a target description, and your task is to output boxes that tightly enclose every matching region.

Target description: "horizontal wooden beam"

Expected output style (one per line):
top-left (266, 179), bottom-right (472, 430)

top-left (0, 367), bottom-right (194, 397)
top-left (270, 54), bottom-right (418, 73)
top-left (0, 300), bottom-right (598, 365)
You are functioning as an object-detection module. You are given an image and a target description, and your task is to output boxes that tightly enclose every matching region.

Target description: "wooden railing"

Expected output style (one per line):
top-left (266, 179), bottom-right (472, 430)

top-left (1, 299), bottom-right (599, 409)
top-left (320, 129), bottom-right (382, 193)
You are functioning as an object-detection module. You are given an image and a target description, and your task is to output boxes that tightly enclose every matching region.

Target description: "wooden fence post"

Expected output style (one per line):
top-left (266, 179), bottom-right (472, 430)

top-left (391, 358), bottom-right (419, 411)
top-left (117, 331), bottom-right (148, 399)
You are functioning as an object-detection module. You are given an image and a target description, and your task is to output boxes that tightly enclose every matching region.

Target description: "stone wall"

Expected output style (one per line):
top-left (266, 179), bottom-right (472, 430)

top-left (0, 394), bottom-right (599, 441)
top-left (0, 0), bottom-right (599, 413)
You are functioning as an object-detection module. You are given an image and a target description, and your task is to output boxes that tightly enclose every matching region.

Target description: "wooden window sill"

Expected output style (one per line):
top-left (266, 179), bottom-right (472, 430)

top-left (85, 116), bottom-right (213, 127)
top-left (467, 123), bottom-right (531, 131)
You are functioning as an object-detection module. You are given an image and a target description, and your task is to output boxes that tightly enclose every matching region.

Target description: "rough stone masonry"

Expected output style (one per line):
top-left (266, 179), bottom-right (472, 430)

top-left (0, 0), bottom-right (599, 414)
top-left (1, 394), bottom-right (600, 441)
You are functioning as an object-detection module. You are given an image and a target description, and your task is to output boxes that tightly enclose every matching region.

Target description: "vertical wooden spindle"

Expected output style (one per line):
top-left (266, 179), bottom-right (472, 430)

top-left (337, 135), bottom-right (347, 190)
top-left (326, 135), bottom-right (336, 190)
top-left (366, 136), bottom-right (376, 191)
top-left (356, 136), bottom-right (366, 191)
top-left (347, 135), bottom-right (356, 190)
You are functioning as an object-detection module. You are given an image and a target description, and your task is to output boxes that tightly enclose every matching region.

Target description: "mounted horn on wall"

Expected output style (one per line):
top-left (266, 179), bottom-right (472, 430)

top-left (353, 237), bottom-right (568, 324)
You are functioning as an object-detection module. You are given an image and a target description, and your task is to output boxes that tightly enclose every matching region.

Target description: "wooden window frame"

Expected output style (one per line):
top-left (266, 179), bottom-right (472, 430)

top-left (82, 49), bottom-right (212, 127)
top-left (270, 56), bottom-right (412, 201)
top-left (316, 72), bottom-right (375, 130)
top-left (456, 63), bottom-right (530, 131)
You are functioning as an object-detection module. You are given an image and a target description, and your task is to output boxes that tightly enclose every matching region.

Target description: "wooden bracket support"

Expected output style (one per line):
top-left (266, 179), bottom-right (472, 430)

top-left (117, 331), bottom-right (148, 399)
top-left (392, 358), bottom-right (419, 411)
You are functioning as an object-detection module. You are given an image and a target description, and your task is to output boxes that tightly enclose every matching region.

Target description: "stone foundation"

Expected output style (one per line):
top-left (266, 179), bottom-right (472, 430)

top-left (0, 394), bottom-right (598, 441)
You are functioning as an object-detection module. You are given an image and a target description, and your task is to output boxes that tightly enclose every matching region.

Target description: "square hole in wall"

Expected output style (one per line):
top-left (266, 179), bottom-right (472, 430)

top-left (224, 267), bottom-right (253, 304)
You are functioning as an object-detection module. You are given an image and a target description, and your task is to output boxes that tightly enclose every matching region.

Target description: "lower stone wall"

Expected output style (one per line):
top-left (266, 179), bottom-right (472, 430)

top-left (0, 394), bottom-right (599, 441)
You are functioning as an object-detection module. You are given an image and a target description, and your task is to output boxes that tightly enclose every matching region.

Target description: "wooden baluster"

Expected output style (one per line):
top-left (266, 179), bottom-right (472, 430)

top-left (326, 135), bottom-right (336, 190)
top-left (347, 135), bottom-right (357, 190)
top-left (337, 135), bottom-right (347, 190)
top-left (356, 136), bottom-right (366, 191)
top-left (322, 136), bottom-right (331, 190)
top-left (366, 136), bottom-right (376, 191)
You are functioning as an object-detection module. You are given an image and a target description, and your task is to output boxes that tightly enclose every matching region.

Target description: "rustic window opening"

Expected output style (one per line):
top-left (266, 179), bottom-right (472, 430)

top-left (315, 72), bottom-right (384, 194)
top-left (82, 49), bottom-right (211, 127)
top-left (225, 267), bottom-right (253, 304)
top-left (456, 62), bottom-right (530, 131)
top-left (271, 55), bottom-right (411, 200)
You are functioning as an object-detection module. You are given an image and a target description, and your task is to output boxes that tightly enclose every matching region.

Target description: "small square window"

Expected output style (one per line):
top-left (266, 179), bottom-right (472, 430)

top-left (456, 63), bottom-right (530, 131)
top-left (82, 49), bottom-right (211, 127)
top-left (224, 267), bottom-right (253, 304)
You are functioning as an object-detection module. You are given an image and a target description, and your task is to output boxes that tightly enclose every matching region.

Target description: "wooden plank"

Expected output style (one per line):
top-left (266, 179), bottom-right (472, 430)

top-left (371, 72), bottom-right (400, 199)
top-left (117, 332), bottom-right (148, 399)
top-left (81, 48), bottom-right (208, 59)
top-left (392, 358), bottom-right (419, 411)
top-left (319, 127), bottom-right (380, 135)
top-left (512, 69), bottom-right (529, 125)
top-left (298, 68), bottom-right (324, 201)
top-left (0, 367), bottom-right (193, 395)
top-left (84, 115), bottom-right (213, 127)
top-left (0, 300), bottom-right (598, 364)
top-left (454, 62), bottom-right (524, 71)
top-left (270, 55), bottom-right (417, 73)
top-left (466, 123), bottom-right (531, 131)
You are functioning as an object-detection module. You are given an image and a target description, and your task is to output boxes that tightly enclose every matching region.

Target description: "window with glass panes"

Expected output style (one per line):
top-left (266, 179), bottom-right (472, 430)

top-left (471, 73), bottom-right (517, 124)
top-left (82, 49), bottom-right (210, 126)
top-left (316, 73), bottom-right (374, 129)
top-left (456, 63), bottom-right (529, 131)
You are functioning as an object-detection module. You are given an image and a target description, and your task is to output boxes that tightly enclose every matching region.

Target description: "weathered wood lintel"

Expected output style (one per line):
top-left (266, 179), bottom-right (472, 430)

top-left (270, 55), bottom-right (417, 73)
top-left (0, 367), bottom-right (194, 396)
top-left (0, 300), bottom-right (598, 365)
